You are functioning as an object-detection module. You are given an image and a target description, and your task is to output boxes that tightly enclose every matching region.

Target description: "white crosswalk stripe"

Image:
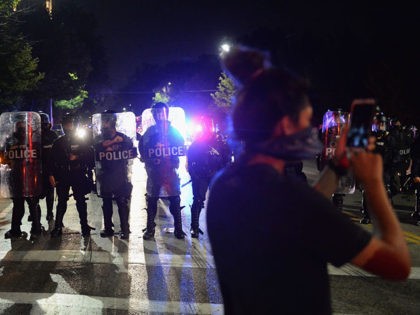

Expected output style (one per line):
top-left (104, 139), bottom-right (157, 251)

top-left (0, 293), bottom-right (224, 314)
top-left (1, 248), bottom-right (419, 279)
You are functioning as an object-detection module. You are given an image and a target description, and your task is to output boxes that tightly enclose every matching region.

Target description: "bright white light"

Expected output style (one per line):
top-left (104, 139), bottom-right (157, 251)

top-left (221, 43), bottom-right (231, 53)
top-left (75, 127), bottom-right (87, 139)
top-left (195, 124), bottom-right (203, 133)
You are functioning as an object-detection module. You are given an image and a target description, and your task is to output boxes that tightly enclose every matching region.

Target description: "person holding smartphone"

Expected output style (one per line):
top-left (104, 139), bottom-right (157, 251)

top-left (206, 45), bottom-right (411, 315)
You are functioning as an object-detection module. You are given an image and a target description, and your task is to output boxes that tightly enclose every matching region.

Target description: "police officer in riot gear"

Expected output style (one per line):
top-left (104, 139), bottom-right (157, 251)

top-left (49, 113), bottom-right (95, 238)
top-left (38, 112), bottom-right (58, 221)
top-left (359, 112), bottom-right (393, 223)
top-left (139, 102), bottom-right (186, 240)
top-left (187, 116), bottom-right (230, 238)
top-left (0, 112), bottom-right (43, 239)
top-left (93, 110), bottom-right (136, 240)
top-left (411, 133), bottom-right (420, 225)
top-left (371, 113), bottom-right (389, 157)
top-left (318, 109), bottom-right (353, 211)
top-left (387, 117), bottom-right (412, 196)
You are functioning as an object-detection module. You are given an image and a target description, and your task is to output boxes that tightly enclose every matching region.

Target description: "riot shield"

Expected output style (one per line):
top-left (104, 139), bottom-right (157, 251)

top-left (92, 111), bottom-right (137, 197)
top-left (321, 110), bottom-right (355, 194)
top-left (0, 112), bottom-right (42, 198)
top-left (140, 106), bottom-right (187, 139)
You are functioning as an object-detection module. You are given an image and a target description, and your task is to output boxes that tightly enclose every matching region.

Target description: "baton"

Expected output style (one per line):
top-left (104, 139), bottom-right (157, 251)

top-left (181, 179), bottom-right (192, 187)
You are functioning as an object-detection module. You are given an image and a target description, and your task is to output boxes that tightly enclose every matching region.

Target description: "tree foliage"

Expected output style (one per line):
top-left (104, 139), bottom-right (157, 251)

top-left (55, 88), bottom-right (88, 109)
top-left (17, 0), bottom-right (108, 113)
top-left (211, 72), bottom-right (236, 114)
top-left (0, 0), bottom-right (44, 109)
top-left (152, 91), bottom-right (170, 105)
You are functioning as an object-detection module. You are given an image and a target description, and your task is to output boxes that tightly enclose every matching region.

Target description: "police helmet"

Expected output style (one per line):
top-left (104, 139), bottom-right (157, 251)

top-left (151, 102), bottom-right (169, 121)
top-left (102, 109), bottom-right (117, 127)
top-left (39, 112), bottom-right (50, 124)
top-left (12, 113), bottom-right (26, 123)
top-left (12, 114), bottom-right (27, 133)
top-left (379, 115), bottom-right (387, 123)
top-left (61, 113), bottom-right (75, 124)
top-left (390, 116), bottom-right (401, 127)
top-left (151, 102), bottom-right (169, 112)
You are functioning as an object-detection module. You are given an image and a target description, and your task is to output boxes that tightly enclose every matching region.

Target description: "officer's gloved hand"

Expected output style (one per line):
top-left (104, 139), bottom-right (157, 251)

top-left (49, 175), bottom-right (56, 187)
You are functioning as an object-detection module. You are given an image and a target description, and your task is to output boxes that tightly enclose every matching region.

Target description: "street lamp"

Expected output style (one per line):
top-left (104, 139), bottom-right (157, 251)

top-left (219, 43), bottom-right (231, 56)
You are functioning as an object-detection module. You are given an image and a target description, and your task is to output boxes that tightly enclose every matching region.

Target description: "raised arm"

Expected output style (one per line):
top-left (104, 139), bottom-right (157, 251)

top-left (350, 151), bottom-right (411, 280)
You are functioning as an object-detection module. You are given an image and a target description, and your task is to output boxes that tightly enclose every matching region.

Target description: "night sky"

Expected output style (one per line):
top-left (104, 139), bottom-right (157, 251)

top-left (91, 0), bottom-right (284, 88)
top-left (80, 0), bottom-right (419, 123)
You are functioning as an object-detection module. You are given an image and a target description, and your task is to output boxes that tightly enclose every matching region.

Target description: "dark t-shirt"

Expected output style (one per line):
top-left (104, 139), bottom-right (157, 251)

top-left (207, 163), bottom-right (371, 315)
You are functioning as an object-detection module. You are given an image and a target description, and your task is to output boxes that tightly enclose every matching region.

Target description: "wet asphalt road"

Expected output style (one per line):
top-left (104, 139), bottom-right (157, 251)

top-left (0, 158), bottom-right (418, 314)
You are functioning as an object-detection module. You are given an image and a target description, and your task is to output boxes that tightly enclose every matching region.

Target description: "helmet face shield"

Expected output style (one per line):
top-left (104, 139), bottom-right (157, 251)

top-left (101, 113), bottom-right (117, 133)
top-left (152, 107), bottom-right (168, 123)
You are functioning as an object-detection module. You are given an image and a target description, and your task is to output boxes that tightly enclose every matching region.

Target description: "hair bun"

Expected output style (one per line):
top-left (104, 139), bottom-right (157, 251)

top-left (221, 45), bottom-right (271, 86)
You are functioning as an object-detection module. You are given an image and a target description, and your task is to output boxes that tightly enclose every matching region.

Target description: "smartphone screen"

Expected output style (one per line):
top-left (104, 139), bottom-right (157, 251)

top-left (346, 103), bottom-right (375, 148)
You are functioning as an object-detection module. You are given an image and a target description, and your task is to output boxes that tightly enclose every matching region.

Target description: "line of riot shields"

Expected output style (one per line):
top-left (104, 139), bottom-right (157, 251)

top-left (0, 111), bottom-right (137, 205)
top-left (317, 108), bottom-right (419, 225)
top-left (0, 109), bottom-right (194, 239)
top-left (0, 111), bottom-right (140, 198)
top-left (3, 107), bottom-right (416, 236)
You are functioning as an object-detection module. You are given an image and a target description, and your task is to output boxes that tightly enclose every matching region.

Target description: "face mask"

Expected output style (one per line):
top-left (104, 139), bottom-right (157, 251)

top-left (251, 127), bottom-right (323, 161)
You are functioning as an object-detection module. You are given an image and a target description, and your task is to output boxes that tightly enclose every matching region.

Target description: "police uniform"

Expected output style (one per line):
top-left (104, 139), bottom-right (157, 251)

top-left (319, 110), bottom-right (351, 211)
top-left (187, 131), bottom-right (230, 238)
top-left (95, 128), bottom-right (134, 240)
top-left (49, 115), bottom-right (94, 237)
top-left (410, 135), bottom-right (420, 224)
top-left (38, 112), bottom-right (58, 221)
top-left (1, 112), bottom-right (43, 239)
top-left (139, 103), bottom-right (186, 240)
top-left (388, 123), bottom-right (412, 195)
top-left (358, 128), bottom-right (389, 223)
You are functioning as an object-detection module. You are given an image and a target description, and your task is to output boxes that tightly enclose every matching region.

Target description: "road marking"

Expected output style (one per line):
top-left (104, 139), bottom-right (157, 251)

top-left (0, 292), bottom-right (223, 314)
top-left (345, 212), bottom-right (420, 244)
top-left (343, 210), bottom-right (359, 219)
top-left (0, 203), bottom-right (13, 220)
top-left (404, 231), bottom-right (420, 244)
top-left (0, 250), bottom-right (216, 269)
top-left (329, 264), bottom-right (420, 280)
top-left (1, 249), bottom-right (419, 279)
top-left (405, 235), bottom-right (420, 245)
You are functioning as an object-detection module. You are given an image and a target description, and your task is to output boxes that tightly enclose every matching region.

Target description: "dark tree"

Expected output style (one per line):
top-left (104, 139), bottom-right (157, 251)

top-left (18, 0), bottom-right (109, 115)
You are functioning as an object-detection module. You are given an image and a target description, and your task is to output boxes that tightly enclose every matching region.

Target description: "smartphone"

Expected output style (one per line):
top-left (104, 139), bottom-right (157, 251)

top-left (346, 101), bottom-right (376, 148)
